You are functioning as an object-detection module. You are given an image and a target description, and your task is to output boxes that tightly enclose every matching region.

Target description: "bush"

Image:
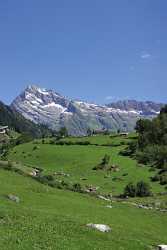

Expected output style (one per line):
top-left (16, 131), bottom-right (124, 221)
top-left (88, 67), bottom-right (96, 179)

top-left (151, 174), bottom-right (160, 182)
top-left (136, 181), bottom-right (151, 197)
top-left (72, 183), bottom-right (82, 193)
top-left (159, 173), bottom-right (167, 185)
top-left (44, 175), bottom-right (55, 182)
top-left (123, 181), bottom-right (151, 197)
top-left (102, 154), bottom-right (110, 165)
top-left (123, 182), bottom-right (136, 197)
top-left (15, 133), bottom-right (33, 145)
top-left (93, 154), bottom-right (111, 170)
top-left (32, 146), bottom-right (39, 151)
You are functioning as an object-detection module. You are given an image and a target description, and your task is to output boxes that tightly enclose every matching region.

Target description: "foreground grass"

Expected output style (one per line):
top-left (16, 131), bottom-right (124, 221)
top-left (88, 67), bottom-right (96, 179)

top-left (0, 169), bottom-right (167, 250)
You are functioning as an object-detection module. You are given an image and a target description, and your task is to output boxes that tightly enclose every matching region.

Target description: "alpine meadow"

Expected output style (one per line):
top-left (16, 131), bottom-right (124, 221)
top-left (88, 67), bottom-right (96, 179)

top-left (0, 1), bottom-right (167, 250)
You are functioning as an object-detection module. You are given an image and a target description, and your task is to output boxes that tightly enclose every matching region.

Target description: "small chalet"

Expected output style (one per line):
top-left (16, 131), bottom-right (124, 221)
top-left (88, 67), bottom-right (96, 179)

top-left (0, 126), bottom-right (8, 134)
top-left (119, 132), bottom-right (129, 136)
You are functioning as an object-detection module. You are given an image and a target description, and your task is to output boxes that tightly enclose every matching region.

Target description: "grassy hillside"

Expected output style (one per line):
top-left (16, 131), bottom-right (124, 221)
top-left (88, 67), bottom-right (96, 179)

top-left (8, 135), bottom-right (165, 195)
top-left (0, 168), bottom-right (167, 250)
top-left (0, 134), bottom-right (167, 250)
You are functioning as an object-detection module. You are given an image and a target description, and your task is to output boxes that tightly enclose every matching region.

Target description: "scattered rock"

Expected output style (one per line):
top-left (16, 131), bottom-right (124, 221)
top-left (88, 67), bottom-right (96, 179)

top-left (105, 205), bottom-right (113, 208)
top-left (108, 164), bottom-right (120, 172)
top-left (54, 172), bottom-right (70, 177)
top-left (85, 185), bottom-right (99, 193)
top-left (138, 204), bottom-right (153, 210)
top-left (157, 245), bottom-right (167, 250)
top-left (29, 169), bottom-right (39, 177)
top-left (97, 195), bottom-right (111, 201)
top-left (7, 194), bottom-right (20, 203)
top-left (86, 223), bottom-right (111, 232)
top-left (159, 209), bottom-right (167, 213)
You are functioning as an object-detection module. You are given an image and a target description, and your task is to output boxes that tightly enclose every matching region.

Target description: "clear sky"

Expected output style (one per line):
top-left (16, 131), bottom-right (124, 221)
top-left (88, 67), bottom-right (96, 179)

top-left (0, 0), bottom-right (166, 104)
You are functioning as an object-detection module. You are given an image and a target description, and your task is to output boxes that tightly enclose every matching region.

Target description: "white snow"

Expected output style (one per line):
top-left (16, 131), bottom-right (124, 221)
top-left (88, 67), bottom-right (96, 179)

top-left (33, 97), bottom-right (43, 104)
top-left (43, 102), bottom-right (63, 109)
top-left (37, 87), bottom-right (49, 95)
top-left (42, 102), bottom-right (67, 113)
top-left (25, 93), bottom-right (33, 99)
top-left (31, 100), bottom-right (40, 105)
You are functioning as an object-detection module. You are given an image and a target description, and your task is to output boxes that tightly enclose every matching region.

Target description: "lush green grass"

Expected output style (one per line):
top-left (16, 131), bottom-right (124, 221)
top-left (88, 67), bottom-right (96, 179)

top-left (1, 134), bottom-right (166, 249)
top-left (8, 135), bottom-right (164, 195)
top-left (0, 168), bottom-right (167, 250)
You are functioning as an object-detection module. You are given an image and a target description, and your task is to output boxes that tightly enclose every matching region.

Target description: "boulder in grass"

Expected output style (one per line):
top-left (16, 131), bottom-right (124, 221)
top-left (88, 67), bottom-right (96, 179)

top-left (97, 195), bottom-right (111, 201)
top-left (157, 245), bottom-right (167, 250)
top-left (86, 223), bottom-right (111, 232)
top-left (7, 194), bottom-right (20, 203)
top-left (105, 205), bottom-right (113, 209)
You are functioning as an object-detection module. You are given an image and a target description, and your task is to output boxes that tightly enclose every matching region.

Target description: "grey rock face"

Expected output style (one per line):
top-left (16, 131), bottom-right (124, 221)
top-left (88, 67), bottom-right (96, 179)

top-left (11, 85), bottom-right (163, 135)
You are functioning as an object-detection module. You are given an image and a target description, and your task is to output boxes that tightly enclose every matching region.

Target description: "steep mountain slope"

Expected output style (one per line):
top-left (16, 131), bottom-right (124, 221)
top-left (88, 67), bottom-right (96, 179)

top-left (0, 100), bottom-right (51, 138)
top-left (11, 85), bottom-right (163, 135)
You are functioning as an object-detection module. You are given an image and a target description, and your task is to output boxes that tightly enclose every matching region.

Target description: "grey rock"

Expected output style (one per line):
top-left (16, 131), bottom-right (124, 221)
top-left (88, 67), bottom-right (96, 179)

top-left (157, 245), bottom-right (167, 250)
top-left (86, 223), bottom-right (111, 232)
top-left (7, 194), bottom-right (20, 203)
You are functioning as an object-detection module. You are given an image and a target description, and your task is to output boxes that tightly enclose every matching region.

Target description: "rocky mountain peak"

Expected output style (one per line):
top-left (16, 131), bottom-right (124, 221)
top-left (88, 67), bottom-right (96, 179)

top-left (11, 85), bottom-right (164, 135)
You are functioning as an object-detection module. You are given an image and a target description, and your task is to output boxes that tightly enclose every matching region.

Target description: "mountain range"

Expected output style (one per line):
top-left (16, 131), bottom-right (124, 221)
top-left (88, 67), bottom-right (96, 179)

top-left (10, 85), bottom-right (164, 135)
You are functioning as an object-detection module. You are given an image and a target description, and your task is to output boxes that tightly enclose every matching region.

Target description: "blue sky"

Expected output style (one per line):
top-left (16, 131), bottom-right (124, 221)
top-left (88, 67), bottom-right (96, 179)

top-left (0, 0), bottom-right (166, 104)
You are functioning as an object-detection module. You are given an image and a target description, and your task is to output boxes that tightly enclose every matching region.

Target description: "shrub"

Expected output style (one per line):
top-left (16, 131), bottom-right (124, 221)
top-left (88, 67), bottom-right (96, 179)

top-left (32, 146), bottom-right (39, 151)
top-left (123, 182), bottom-right (136, 197)
top-left (123, 181), bottom-right (151, 197)
top-left (72, 183), bottom-right (82, 193)
top-left (93, 154), bottom-right (110, 170)
top-left (159, 173), bottom-right (167, 185)
top-left (151, 174), bottom-right (160, 182)
top-left (102, 154), bottom-right (110, 165)
top-left (44, 175), bottom-right (55, 182)
top-left (136, 181), bottom-right (151, 197)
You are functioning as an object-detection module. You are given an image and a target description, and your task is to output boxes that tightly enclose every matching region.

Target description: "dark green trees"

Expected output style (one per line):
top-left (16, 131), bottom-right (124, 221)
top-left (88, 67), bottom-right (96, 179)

top-left (123, 181), bottom-right (151, 197)
top-left (93, 154), bottom-right (110, 170)
top-left (58, 127), bottom-right (68, 138)
top-left (124, 182), bottom-right (136, 197)
top-left (135, 105), bottom-right (167, 167)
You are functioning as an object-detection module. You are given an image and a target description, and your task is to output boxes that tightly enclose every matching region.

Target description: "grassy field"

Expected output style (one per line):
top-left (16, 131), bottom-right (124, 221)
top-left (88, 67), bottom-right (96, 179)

top-left (8, 135), bottom-right (165, 195)
top-left (0, 168), bottom-right (167, 250)
top-left (0, 134), bottom-right (166, 249)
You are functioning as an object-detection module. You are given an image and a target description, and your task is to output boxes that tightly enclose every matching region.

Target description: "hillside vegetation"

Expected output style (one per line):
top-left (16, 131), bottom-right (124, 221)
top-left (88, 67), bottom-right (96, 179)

top-left (0, 126), bottom-right (167, 249)
top-left (0, 162), bottom-right (167, 250)
top-left (126, 105), bottom-right (167, 187)
top-left (7, 134), bottom-right (166, 195)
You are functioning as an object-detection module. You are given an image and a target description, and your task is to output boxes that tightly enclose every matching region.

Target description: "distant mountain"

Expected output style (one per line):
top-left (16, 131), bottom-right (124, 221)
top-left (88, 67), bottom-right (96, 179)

top-left (11, 85), bottom-right (164, 135)
top-left (0, 100), bottom-right (51, 138)
top-left (106, 100), bottom-right (163, 116)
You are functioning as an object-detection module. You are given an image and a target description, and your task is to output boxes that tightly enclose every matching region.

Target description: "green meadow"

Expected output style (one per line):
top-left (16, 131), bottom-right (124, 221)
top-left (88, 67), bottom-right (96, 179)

top-left (8, 135), bottom-right (164, 195)
top-left (0, 134), bottom-right (166, 249)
